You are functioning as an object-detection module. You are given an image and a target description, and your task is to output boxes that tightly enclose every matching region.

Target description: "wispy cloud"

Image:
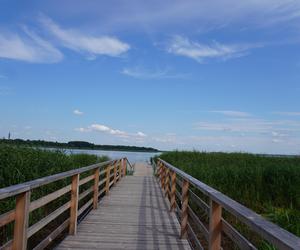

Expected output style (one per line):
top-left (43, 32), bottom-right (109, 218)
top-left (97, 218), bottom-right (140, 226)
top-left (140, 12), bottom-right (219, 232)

top-left (194, 118), bottom-right (300, 134)
top-left (0, 30), bottom-right (63, 63)
top-left (75, 123), bottom-right (147, 139)
top-left (167, 35), bottom-right (262, 62)
top-left (121, 66), bottom-right (187, 79)
top-left (272, 111), bottom-right (300, 116)
top-left (40, 15), bottom-right (130, 58)
top-left (209, 110), bottom-right (251, 117)
top-left (73, 109), bottom-right (84, 115)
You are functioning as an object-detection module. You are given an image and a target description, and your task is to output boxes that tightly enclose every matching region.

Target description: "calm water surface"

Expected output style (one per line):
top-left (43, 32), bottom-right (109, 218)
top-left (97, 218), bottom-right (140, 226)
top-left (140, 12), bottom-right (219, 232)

top-left (64, 149), bottom-right (160, 163)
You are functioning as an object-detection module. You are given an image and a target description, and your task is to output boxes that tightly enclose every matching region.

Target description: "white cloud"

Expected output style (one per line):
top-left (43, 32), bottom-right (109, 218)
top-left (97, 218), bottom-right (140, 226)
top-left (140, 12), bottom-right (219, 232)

top-left (73, 109), bottom-right (84, 115)
top-left (273, 111), bottom-right (300, 116)
top-left (40, 15), bottom-right (130, 57)
top-left (137, 131), bottom-right (147, 137)
top-left (209, 110), bottom-right (251, 117)
top-left (0, 30), bottom-right (63, 63)
top-left (167, 36), bottom-right (261, 62)
top-left (75, 123), bottom-right (147, 139)
top-left (121, 66), bottom-right (187, 79)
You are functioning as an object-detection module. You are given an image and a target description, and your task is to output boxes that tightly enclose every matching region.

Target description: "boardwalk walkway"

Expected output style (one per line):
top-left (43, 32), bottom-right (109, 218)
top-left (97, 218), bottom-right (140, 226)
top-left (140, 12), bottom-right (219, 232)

top-left (56, 162), bottom-right (191, 250)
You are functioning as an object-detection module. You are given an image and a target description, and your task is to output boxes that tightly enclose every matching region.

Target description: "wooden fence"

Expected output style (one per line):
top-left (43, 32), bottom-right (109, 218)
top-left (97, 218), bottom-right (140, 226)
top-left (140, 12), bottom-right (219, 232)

top-left (156, 158), bottom-right (300, 250)
top-left (0, 158), bottom-right (130, 250)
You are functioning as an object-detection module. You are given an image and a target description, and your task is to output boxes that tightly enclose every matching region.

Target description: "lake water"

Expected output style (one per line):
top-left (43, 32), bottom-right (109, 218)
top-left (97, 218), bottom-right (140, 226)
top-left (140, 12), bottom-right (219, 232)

top-left (63, 148), bottom-right (160, 163)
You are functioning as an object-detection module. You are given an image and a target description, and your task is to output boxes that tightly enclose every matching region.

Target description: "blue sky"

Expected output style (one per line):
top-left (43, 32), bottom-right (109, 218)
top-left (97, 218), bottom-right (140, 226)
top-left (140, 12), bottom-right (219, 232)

top-left (0, 0), bottom-right (300, 154)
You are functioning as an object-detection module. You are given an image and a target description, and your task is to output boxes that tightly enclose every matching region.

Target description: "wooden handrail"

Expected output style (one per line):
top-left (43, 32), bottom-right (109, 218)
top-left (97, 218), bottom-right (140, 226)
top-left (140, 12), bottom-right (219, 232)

top-left (0, 157), bottom-right (130, 250)
top-left (157, 158), bottom-right (300, 250)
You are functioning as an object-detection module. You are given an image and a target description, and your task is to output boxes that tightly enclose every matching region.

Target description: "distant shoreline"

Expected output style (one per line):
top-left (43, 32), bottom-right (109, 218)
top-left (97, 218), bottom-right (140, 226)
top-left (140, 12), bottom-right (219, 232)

top-left (0, 138), bottom-right (161, 153)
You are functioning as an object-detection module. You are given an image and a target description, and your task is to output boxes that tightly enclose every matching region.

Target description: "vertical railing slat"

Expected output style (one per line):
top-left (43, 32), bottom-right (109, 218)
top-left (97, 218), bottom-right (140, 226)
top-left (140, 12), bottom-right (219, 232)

top-left (13, 191), bottom-right (30, 250)
top-left (170, 171), bottom-right (176, 212)
top-left (93, 168), bottom-right (100, 209)
top-left (69, 174), bottom-right (79, 235)
top-left (113, 161), bottom-right (117, 184)
top-left (123, 158), bottom-right (127, 176)
top-left (180, 179), bottom-right (189, 239)
top-left (209, 199), bottom-right (222, 250)
top-left (105, 165), bottom-right (110, 195)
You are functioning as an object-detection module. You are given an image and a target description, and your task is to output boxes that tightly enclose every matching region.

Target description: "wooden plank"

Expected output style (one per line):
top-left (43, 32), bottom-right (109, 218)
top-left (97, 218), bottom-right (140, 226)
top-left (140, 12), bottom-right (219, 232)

top-left (105, 166), bottom-right (110, 195)
top-left (222, 218), bottom-right (257, 250)
top-left (209, 199), bottom-right (222, 250)
top-left (170, 171), bottom-right (176, 212)
top-left (93, 168), bottom-right (100, 209)
top-left (13, 191), bottom-right (30, 250)
top-left (79, 186), bottom-right (93, 201)
top-left (56, 172), bottom-right (191, 250)
top-left (79, 175), bottom-right (94, 186)
top-left (1, 239), bottom-right (12, 250)
top-left (187, 223), bottom-right (204, 250)
top-left (188, 206), bottom-right (209, 241)
top-left (181, 179), bottom-right (189, 239)
top-left (69, 174), bottom-right (79, 235)
top-left (165, 168), bottom-right (170, 198)
top-left (0, 209), bottom-right (15, 227)
top-left (123, 158), bottom-right (127, 176)
top-left (32, 219), bottom-right (70, 250)
top-left (27, 202), bottom-right (70, 238)
top-left (113, 161), bottom-right (117, 184)
top-left (29, 185), bottom-right (71, 212)
top-left (78, 199), bottom-right (93, 217)
top-left (189, 190), bottom-right (209, 215)
top-left (119, 159), bottom-right (123, 179)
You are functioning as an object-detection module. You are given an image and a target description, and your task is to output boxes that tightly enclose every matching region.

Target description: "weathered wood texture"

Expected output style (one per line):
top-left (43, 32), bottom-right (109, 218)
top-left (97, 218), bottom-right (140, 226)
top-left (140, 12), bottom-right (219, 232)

top-left (56, 163), bottom-right (191, 250)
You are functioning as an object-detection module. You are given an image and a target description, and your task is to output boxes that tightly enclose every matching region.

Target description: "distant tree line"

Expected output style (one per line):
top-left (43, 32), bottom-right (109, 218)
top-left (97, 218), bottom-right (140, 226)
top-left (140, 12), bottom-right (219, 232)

top-left (0, 138), bottom-right (160, 152)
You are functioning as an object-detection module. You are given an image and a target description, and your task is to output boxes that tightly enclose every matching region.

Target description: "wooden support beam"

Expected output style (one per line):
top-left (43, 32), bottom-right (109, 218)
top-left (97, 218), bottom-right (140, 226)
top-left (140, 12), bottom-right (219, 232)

top-left (113, 161), bottom-right (117, 184)
top-left (123, 158), bottom-right (127, 176)
top-left (119, 159), bottom-right (122, 179)
top-left (93, 168), bottom-right (100, 209)
top-left (161, 165), bottom-right (165, 190)
top-left (69, 174), bottom-right (79, 235)
top-left (209, 199), bottom-right (222, 250)
top-left (157, 161), bottom-right (162, 180)
top-left (165, 168), bottom-right (170, 198)
top-left (180, 179), bottom-right (189, 239)
top-left (105, 165), bottom-right (110, 195)
top-left (13, 191), bottom-right (30, 250)
top-left (170, 171), bottom-right (176, 212)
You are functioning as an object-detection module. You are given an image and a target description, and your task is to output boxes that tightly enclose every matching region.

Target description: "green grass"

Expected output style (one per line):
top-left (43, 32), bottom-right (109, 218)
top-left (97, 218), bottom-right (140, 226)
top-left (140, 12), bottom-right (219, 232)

top-left (0, 144), bottom-right (109, 248)
top-left (156, 151), bottom-right (300, 241)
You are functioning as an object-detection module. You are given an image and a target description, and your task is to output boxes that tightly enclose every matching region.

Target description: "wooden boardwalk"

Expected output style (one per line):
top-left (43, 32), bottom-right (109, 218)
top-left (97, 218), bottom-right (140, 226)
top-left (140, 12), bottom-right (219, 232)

top-left (56, 163), bottom-right (191, 250)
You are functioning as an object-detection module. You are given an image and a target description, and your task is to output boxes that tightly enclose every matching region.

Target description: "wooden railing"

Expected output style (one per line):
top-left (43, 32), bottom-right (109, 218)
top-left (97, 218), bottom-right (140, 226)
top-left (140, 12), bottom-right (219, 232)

top-left (156, 158), bottom-right (300, 250)
top-left (0, 158), bottom-right (130, 250)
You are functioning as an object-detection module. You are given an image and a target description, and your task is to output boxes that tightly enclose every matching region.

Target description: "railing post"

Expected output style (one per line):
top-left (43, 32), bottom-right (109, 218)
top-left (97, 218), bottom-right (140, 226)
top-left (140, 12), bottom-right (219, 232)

top-left (13, 191), bottom-right (30, 250)
top-left (170, 171), bottom-right (176, 212)
top-left (123, 158), bottom-right (127, 176)
top-left (180, 179), bottom-right (189, 239)
top-left (69, 173), bottom-right (79, 235)
top-left (165, 168), bottom-right (170, 198)
top-left (161, 165), bottom-right (165, 190)
top-left (113, 161), bottom-right (117, 184)
top-left (119, 159), bottom-right (122, 180)
top-left (105, 165), bottom-right (110, 195)
top-left (93, 168), bottom-right (100, 209)
top-left (209, 199), bottom-right (222, 250)
top-left (157, 161), bottom-right (162, 180)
